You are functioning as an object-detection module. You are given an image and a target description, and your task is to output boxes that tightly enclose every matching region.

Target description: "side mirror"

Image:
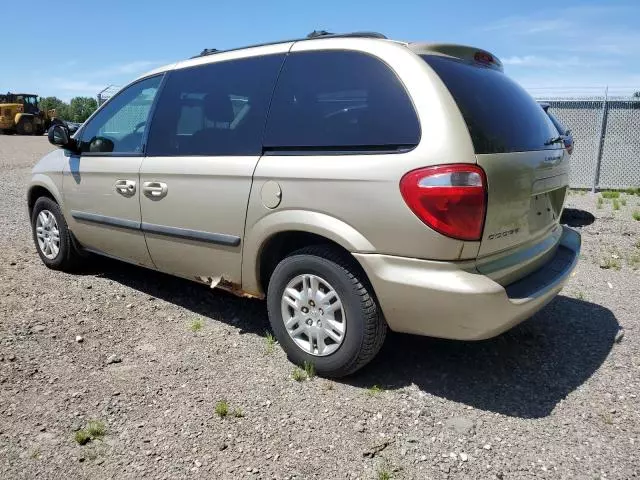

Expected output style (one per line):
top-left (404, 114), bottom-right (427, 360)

top-left (48, 124), bottom-right (77, 151)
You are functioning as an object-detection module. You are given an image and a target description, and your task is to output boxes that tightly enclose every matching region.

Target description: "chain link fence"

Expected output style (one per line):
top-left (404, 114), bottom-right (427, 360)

top-left (531, 88), bottom-right (640, 190)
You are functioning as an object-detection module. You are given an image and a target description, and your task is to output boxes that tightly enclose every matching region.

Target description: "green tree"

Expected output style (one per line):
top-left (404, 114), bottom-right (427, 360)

top-left (38, 96), bottom-right (70, 120)
top-left (68, 97), bottom-right (98, 123)
top-left (634, 91), bottom-right (640, 98)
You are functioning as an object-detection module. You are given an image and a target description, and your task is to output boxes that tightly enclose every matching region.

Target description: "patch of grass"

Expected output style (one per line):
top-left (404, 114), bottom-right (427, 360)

top-left (596, 196), bottom-right (604, 209)
top-left (621, 197), bottom-right (627, 206)
top-left (625, 187), bottom-right (636, 196)
top-left (601, 413), bottom-right (614, 425)
top-left (215, 400), bottom-right (229, 418)
top-left (74, 429), bottom-right (91, 445)
top-left (376, 464), bottom-right (393, 480)
top-left (292, 367), bottom-right (307, 382)
top-left (633, 210), bottom-right (640, 221)
top-left (265, 332), bottom-right (277, 354)
top-left (612, 199), bottom-right (620, 210)
top-left (74, 420), bottom-right (106, 445)
top-left (629, 254), bottom-right (640, 270)
top-left (601, 191), bottom-right (620, 199)
top-left (87, 421), bottom-right (106, 439)
top-left (29, 448), bottom-right (40, 459)
top-left (189, 318), bottom-right (204, 332)
top-left (600, 257), bottom-right (621, 270)
top-left (232, 408), bottom-right (244, 418)
top-left (367, 385), bottom-right (385, 396)
top-left (303, 361), bottom-right (316, 379)
top-left (576, 291), bottom-right (585, 301)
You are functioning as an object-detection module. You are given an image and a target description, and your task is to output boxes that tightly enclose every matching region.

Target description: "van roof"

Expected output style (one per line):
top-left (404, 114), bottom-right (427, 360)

top-left (191, 31), bottom-right (391, 59)
top-left (141, 32), bottom-right (502, 79)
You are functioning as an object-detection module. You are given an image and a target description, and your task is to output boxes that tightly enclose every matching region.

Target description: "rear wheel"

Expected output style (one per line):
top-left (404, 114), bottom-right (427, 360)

top-left (266, 245), bottom-right (387, 377)
top-left (31, 197), bottom-right (83, 271)
top-left (16, 116), bottom-right (34, 135)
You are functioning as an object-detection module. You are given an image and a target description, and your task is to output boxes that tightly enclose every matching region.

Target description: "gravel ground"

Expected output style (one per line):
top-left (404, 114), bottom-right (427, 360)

top-left (1, 135), bottom-right (639, 480)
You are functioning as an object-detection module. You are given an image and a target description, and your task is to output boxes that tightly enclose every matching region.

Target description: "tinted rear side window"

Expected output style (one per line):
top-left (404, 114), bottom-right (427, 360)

top-left (422, 55), bottom-right (559, 154)
top-left (147, 54), bottom-right (284, 156)
top-left (264, 51), bottom-right (420, 151)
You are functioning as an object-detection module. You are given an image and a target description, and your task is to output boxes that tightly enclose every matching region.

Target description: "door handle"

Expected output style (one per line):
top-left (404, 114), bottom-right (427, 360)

top-left (142, 181), bottom-right (168, 199)
top-left (114, 179), bottom-right (136, 196)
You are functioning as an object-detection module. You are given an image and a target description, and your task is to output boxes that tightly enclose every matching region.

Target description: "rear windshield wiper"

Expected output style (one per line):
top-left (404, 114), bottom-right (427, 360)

top-left (545, 136), bottom-right (565, 146)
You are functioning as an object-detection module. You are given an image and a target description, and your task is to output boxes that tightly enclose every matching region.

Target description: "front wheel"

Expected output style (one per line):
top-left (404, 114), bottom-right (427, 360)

top-left (31, 197), bottom-right (83, 271)
top-left (267, 245), bottom-right (387, 377)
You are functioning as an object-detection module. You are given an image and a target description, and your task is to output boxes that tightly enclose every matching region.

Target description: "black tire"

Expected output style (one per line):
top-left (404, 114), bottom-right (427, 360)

top-left (16, 116), bottom-right (34, 135)
top-left (31, 197), bottom-right (82, 271)
top-left (266, 245), bottom-right (387, 377)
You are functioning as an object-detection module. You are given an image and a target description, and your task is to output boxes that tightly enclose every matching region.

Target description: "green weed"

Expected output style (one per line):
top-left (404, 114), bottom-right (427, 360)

top-left (232, 408), bottom-right (244, 418)
top-left (87, 421), bottom-right (105, 439)
top-left (215, 400), bottom-right (229, 418)
top-left (292, 367), bottom-right (307, 382)
top-left (303, 361), bottom-right (316, 379)
top-left (367, 385), bottom-right (385, 396)
top-left (601, 191), bottom-right (620, 199)
top-left (189, 318), bottom-right (203, 332)
top-left (74, 420), bottom-right (106, 445)
top-left (265, 332), bottom-right (277, 353)
top-left (74, 430), bottom-right (91, 445)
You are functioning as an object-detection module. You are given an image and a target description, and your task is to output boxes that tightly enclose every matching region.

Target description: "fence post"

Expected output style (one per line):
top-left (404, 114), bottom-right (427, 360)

top-left (592, 86), bottom-right (609, 192)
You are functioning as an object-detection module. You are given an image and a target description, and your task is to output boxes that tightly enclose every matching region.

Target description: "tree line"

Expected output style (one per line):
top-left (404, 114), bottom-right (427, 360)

top-left (39, 96), bottom-right (98, 123)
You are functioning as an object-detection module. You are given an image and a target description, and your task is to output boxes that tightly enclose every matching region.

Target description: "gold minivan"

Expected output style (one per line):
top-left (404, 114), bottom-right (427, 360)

top-left (28, 31), bottom-right (580, 376)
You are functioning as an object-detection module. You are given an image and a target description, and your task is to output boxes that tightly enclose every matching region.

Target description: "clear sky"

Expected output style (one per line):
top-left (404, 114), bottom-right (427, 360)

top-left (5, 0), bottom-right (639, 101)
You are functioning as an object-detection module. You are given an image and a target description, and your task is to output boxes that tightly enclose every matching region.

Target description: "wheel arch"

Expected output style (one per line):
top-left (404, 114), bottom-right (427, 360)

top-left (27, 178), bottom-right (63, 217)
top-left (242, 210), bottom-right (376, 296)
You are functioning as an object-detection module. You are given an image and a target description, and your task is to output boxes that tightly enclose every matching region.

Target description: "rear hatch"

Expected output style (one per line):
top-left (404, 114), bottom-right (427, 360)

top-left (418, 49), bottom-right (569, 259)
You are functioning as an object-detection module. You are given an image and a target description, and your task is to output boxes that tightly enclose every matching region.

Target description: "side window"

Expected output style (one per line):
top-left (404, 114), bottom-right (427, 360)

top-left (264, 51), bottom-right (420, 150)
top-left (146, 54), bottom-right (285, 156)
top-left (78, 75), bottom-right (162, 154)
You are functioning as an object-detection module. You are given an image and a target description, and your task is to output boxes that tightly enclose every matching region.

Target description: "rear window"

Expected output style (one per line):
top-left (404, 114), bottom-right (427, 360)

top-left (422, 55), bottom-right (560, 154)
top-left (547, 111), bottom-right (568, 135)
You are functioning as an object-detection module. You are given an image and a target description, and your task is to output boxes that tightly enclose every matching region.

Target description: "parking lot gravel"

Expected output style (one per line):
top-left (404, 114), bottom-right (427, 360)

top-left (1, 135), bottom-right (639, 479)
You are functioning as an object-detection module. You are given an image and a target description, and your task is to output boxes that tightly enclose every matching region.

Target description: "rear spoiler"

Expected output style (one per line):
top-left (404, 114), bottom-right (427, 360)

top-left (408, 43), bottom-right (503, 72)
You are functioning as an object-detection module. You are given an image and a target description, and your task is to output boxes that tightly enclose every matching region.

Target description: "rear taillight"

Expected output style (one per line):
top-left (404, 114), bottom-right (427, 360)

top-left (400, 164), bottom-right (487, 241)
top-left (566, 142), bottom-right (574, 155)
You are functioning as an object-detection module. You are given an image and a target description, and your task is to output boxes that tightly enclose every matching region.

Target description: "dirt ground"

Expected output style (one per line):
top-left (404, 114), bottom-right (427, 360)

top-left (1, 135), bottom-right (639, 479)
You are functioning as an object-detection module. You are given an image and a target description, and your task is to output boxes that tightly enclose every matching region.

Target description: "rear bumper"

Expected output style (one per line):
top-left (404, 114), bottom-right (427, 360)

top-left (354, 226), bottom-right (581, 340)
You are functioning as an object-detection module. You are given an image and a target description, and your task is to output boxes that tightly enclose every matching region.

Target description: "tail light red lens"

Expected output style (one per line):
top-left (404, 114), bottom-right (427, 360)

top-left (400, 164), bottom-right (487, 241)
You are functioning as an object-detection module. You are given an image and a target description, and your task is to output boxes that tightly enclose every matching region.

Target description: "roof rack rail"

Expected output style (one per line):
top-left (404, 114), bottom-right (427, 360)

top-left (191, 48), bottom-right (219, 59)
top-left (192, 31), bottom-right (387, 58)
top-left (306, 30), bottom-right (387, 39)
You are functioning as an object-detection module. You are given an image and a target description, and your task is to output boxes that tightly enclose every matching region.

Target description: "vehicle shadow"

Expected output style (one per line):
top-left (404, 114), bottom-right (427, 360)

top-left (95, 258), bottom-right (618, 419)
top-left (94, 258), bottom-right (270, 335)
top-left (561, 208), bottom-right (596, 227)
top-left (348, 296), bottom-right (619, 418)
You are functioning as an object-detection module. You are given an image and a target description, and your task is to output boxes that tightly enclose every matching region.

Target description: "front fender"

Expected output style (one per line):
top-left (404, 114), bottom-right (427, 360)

top-left (241, 210), bottom-right (375, 295)
top-left (27, 149), bottom-right (66, 218)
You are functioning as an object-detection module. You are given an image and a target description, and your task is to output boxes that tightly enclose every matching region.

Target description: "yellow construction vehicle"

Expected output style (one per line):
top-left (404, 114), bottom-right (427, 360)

top-left (0, 93), bottom-right (63, 135)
